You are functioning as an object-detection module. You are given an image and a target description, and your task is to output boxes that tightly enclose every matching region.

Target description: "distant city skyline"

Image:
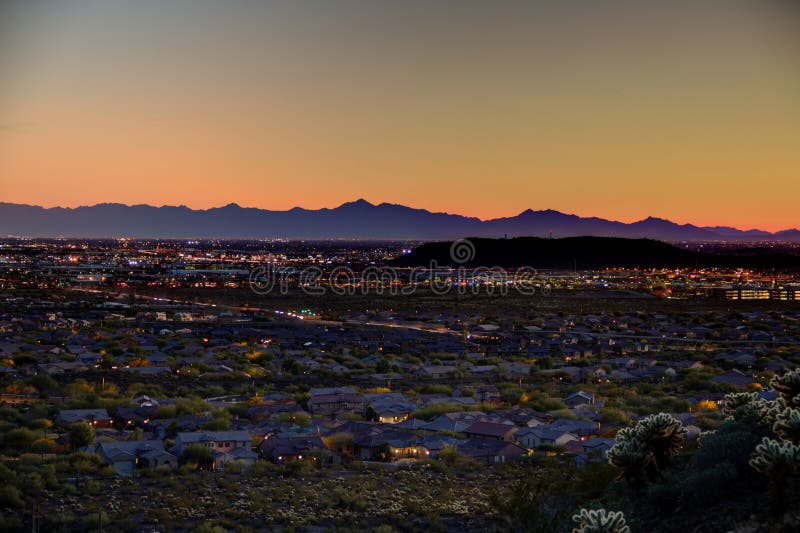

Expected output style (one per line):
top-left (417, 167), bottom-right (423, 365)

top-left (2, 2), bottom-right (800, 231)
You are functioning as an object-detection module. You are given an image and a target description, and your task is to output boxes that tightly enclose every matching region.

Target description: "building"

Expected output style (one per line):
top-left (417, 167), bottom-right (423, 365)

top-left (56, 408), bottom-right (114, 428)
top-left (515, 426), bottom-right (578, 449)
top-left (173, 430), bottom-right (255, 469)
top-left (462, 421), bottom-right (517, 442)
top-left (91, 440), bottom-right (177, 476)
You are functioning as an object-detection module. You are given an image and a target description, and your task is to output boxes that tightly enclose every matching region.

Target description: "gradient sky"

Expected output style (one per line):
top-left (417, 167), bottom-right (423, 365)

top-left (1, 1), bottom-right (799, 230)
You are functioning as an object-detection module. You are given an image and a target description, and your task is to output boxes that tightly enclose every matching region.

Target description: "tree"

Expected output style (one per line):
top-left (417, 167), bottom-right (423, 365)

top-left (364, 405), bottom-right (379, 422)
top-left (31, 438), bottom-right (54, 458)
top-left (69, 421), bottom-right (95, 450)
top-left (322, 432), bottom-right (354, 459)
top-left (375, 358), bottom-right (390, 374)
top-left (27, 374), bottom-right (58, 394)
top-left (373, 442), bottom-right (392, 462)
top-left (64, 379), bottom-right (95, 400)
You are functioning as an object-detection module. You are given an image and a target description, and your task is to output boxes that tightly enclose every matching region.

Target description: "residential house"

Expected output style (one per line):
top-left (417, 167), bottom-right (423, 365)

top-left (711, 369), bottom-right (754, 388)
top-left (417, 365), bottom-right (458, 379)
top-left (91, 440), bottom-right (177, 476)
top-left (463, 421), bottom-right (517, 442)
top-left (456, 439), bottom-right (527, 465)
top-left (474, 385), bottom-right (501, 404)
top-left (563, 391), bottom-right (595, 408)
top-left (308, 393), bottom-right (365, 417)
top-left (258, 436), bottom-right (327, 463)
top-left (580, 438), bottom-right (615, 462)
top-left (515, 426), bottom-right (578, 449)
top-left (173, 430), bottom-right (254, 469)
top-left (56, 408), bottom-right (114, 428)
top-left (365, 393), bottom-right (417, 424)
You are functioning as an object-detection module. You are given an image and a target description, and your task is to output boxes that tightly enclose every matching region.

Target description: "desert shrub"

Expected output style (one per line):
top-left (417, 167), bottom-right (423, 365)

top-left (26, 418), bottom-right (53, 431)
top-left (417, 384), bottom-right (452, 395)
top-left (281, 459), bottom-right (312, 478)
top-left (521, 391), bottom-right (566, 412)
top-left (203, 409), bottom-right (232, 431)
top-left (182, 444), bottom-right (214, 470)
top-left (250, 459), bottom-right (277, 478)
top-left (599, 407), bottom-right (630, 425)
top-left (193, 522), bottom-right (226, 533)
top-left (691, 419), bottom-right (764, 473)
top-left (648, 460), bottom-right (739, 512)
top-left (410, 402), bottom-right (474, 421)
top-left (1, 427), bottom-right (40, 452)
top-left (0, 512), bottom-right (23, 533)
top-left (0, 485), bottom-right (23, 509)
top-left (490, 475), bottom-right (573, 533)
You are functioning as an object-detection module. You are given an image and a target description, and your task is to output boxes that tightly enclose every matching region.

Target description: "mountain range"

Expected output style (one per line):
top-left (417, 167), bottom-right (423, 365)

top-left (1, 200), bottom-right (798, 241)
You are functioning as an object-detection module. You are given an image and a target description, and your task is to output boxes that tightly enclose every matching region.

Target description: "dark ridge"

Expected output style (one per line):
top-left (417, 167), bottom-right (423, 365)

top-left (391, 236), bottom-right (800, 270)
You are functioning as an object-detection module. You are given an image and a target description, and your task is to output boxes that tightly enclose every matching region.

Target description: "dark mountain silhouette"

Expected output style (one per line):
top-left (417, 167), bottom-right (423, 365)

top-left (392, 237), bottom-right (800, 270)
top-left (0, 200), bottom-right (797, 241)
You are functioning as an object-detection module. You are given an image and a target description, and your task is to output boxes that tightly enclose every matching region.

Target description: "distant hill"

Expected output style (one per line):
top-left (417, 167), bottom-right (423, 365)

top-left (392, 236), bottom-right (800, 270)
top-left (0, 200), bottom-right (798, 241)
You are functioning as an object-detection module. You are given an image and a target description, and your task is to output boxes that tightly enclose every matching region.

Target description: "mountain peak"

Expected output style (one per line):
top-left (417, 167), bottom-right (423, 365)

top-left (338, 198), bottom-right (375, 209)
top-left (638, 216), bottom-right (670, 224)
top-left (516, 208), bottom-right (568, 218)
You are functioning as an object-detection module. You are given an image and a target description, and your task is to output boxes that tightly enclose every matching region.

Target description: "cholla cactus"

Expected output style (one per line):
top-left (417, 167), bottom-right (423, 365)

top-left (770, 368), bottom-right (800, 407)
top-left (749, 437), bottom-right (800, 517)
top-left (607, 437), bottom-right (650, 482)
top-left (634, 413), bottom-right (687, 471)
top-left (750, 369), bottom-right (800, 519)
top-left (723, 392), bottom-right (759, 421)
top-left (571, 508), bottom-right (631, 533)
top-left (773, 407), bottom-right (800, 443)
top-left (756, 396), bottom-right (787, 428)
top-left (608, 413), bottom-right (686, 482)
top-left (697, 430), bottom-right (715, 447)
top-left (750, 437), bottom-right (800, 476)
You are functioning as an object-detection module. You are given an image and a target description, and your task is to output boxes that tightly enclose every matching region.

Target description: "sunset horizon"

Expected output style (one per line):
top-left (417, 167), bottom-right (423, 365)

top-left (2, 196), bottom-right (797, 233)
top-left (3, 2), bottom-right (799, 233)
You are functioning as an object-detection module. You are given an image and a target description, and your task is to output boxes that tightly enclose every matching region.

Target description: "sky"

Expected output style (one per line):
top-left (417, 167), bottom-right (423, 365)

top-left (1, 1), bottom-right (799, 230)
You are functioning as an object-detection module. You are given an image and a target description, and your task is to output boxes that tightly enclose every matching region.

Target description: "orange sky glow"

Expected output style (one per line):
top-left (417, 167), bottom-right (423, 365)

top-left (1, 2), bottom-right (799, 231)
